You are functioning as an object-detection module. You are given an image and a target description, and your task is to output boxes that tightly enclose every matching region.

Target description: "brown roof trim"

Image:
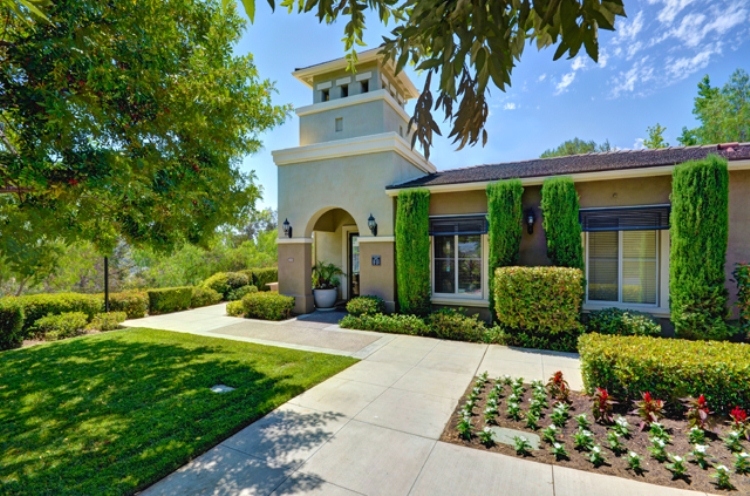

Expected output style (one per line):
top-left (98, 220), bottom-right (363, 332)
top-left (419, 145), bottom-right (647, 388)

top-left (386, 143), bottom-right (750, 190)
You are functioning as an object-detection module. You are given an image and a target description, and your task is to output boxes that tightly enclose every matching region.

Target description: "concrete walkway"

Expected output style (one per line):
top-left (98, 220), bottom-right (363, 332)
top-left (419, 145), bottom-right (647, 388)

top-left (129, 306), bottom-right (708, 496)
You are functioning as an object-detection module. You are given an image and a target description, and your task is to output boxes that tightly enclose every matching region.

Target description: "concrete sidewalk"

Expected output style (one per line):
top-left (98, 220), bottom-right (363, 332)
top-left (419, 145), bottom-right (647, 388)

top-left (130, 306), bottom-right (709, 496)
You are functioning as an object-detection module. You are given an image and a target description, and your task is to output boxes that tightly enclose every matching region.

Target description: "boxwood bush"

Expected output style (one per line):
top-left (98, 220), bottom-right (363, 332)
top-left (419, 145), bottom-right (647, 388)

top-left (487, 179), bottom-right (524, 316)
top-left (31, 312), bottom-right (89, 341)
top-left (346, 295), bottom-right (385, 316)
top-left (339, 313), bottom-right (430, 336)
top-left (395, 189), bottom-right (431, 315)
top-left (540, 177), bottom-right (583, 270)
top-left (13, 293), bottom-right (101, 336)
top-left (226, 300), bottom-right (245, 317)
top-left (252, 268), bottom-right (278, 291)
top-left (670, 155), bottom-right (731, 340)
top-left (88, 312), bottom-right (128, 331)
top-left (585, 308), bottom-right (661, 337)
top-left (108, 291), bottom-right (149, 319)
top-left (241, 292), bottom-right (294, 321)
top-left (493, 266), bottom-right (584, 351)
top-left (227, 285), bottom-right (258, 301)
top-left (191, 286), bottom-right (222, 308)
top-left (147, 287), bottom-right (192, 315)
top-left (578, 333), bottom-right (750, 412)
top-left (202, 272), bottom-right (250, 299)
top-left (427, 308), bottom-right (487, 342)
top-left (0, 298), bottom-right (25, 350)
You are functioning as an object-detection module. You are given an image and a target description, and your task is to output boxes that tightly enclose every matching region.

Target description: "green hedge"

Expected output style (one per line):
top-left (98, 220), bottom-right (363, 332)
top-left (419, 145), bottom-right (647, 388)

top-left (241, 292), bottom-right (294, 321)
top-left (395, 189), bottom-right (431, 315)
top-left (493, 266), bottom-right (584, 351)
top-left (585, 308), bottom-right (661, 337)
top-left (227, 285), bottom-right (257, 301)
top-left (226, 300), bottom-right (245, 317)
top-left (0, 299), bottom-right (24, 350)
top-left (147, 287), bottom-right (193, 315)
top-left (202, 272), bottom-right (250, 299)
top-left (346, 295), bottom-right (385, 316)
top-left (578, 333), bottom-right (750, 412)
top-left (108, 291), bottom-right (149, 319)
top-left (540, 177), bottom-right (583, 270)
top-left (487, 179), bottom-right (524, 317)
top-left (13, 293), bottom-right (101, 336)
top-left (426, 308), bottom-right (487, 342)
top-left (88, 312), bottom-right (128, 331)
top-left (191, 286), bottom-right (223, 308)
top-left (339, 313), bottom-right (431, 336)
top-left (252, 268), bottom-right (278, 291)
top-left (30, 312), bottom-right (88, 341)
top-left (734, 263), bottom-right (750, 333)
top-left (670, 155), bottom-right (731, 340)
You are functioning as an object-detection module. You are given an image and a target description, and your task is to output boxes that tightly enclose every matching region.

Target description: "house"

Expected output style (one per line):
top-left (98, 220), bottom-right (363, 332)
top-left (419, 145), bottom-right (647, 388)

top-left (273, 50), bottom-right (750, 321)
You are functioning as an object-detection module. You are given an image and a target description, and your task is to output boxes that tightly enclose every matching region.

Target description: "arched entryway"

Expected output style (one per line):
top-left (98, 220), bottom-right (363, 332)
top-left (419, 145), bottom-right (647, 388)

top-left (309, 207), bottom-right (362, 303)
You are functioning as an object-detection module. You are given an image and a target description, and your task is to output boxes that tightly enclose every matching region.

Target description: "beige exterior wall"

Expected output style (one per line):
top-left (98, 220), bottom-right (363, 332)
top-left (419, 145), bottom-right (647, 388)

top-left (429, 191), bottom-right (487, 215)
top-left (576, 176), bottom-right (672, 208)
top-left (728, 170), bottom-right (750, 317)
top-left (312, 209), bottom-right (357, 301)
top-left (359, 241), bottom-right (397, 313)
top-left (311, 62), bottom-right (380, 104)
top-left (278, 242), bottom-right (314, 314)
top-left (300, 99), bottom-right (409, 145)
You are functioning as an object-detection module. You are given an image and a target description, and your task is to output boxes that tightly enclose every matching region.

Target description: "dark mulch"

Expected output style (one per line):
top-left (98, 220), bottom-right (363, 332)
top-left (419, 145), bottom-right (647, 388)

top-left (440, 376), bottom-right (750, 493)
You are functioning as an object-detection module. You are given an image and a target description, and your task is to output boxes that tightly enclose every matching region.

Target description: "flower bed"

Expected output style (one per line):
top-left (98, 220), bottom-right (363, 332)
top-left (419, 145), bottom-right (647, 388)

top-left (441, 371), bottom-right (750, 493)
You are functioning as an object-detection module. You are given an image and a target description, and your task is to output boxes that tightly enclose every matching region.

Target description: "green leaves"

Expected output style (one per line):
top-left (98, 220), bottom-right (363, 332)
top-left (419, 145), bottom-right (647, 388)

top-left (541, 176), bottom-right (584, 270)
top-left (395, 189), bottom-right (431, 315)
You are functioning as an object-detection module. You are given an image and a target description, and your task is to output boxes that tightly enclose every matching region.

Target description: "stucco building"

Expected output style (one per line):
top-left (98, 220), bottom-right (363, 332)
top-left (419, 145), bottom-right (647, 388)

top-left (273, 50), bottom-right (750, 320)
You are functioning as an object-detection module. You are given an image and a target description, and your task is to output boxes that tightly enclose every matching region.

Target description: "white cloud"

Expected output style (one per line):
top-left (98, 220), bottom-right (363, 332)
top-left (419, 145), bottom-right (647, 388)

top-left (633, 138), bottom-right (646, 150)
top-left (668, 5), bottom-right (747, 48)
top-left (503, 102), bottom-right (517, 110)
top-left (598, 50), bottom-right (609, 68)
top-left (555, 72), bottom-right (576, 95)
top-left (571, 56), bottom-right (587, 71)
top-left (647, 0), bottom-right (697, 25)
top-left (616, 11), bottom-right (645, 42)
top-left (610, 57), bottom-right (655, 98)
top-left (538, 73), bottom-right (547, 82)
top-left (667, 43), bottom-right (722, 80)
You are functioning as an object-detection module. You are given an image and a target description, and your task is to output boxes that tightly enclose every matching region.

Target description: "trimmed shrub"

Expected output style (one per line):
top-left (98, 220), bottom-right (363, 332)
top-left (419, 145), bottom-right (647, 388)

top-left (734, 263), bottom-right (750, 333)
top-left (340, 313), bottom-right (431, 336)
top-left (227, 285), bottom-right (258, 301)
top-left (578, 333), bottom-right (750, 412)
top-left (202, 271), bottom-right (250, 299)
top-left (585, 308), bottom-right (661, 337)
top-left (487, 179), bottom-right (524, 317)
top-left (0, 298), bottom-right (25, 350)
top-left (426, 308), bottom-right (486, 342)
top-left (346, 295), bottom-right (385, 316)
top-left (494, 266), bottom-right (584, 351)
top-left (191, 286), bottom-right (223, 308)
top-left (14, 293), bottom-right (101, 336)
top-left (252, 267), bottom-right (278, 291)
top-left (147, 287), bottom-right (192, 315)
top-left (108, 291), bottom-right (149, 319)
top-left (226, 300), bottom-right (245, 317)
top-left (31, 312), bottom-right (88, 341)
top-left (241, 292), bottom-right (294, 321)
top-left (88, 312), bottom-right (127, 331)
top-left (540, 177), bottom-right (583, 270)
top-left (670, 155), bottom-right (730, 340)
top-left (395, 189), bottom-right (431, 315)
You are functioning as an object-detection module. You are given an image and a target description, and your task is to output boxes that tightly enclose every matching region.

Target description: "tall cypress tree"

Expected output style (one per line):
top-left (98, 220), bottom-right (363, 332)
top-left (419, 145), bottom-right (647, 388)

top-left (395, 189), bottom-right (431, 315)
top-left (540, 177), bottom-right (584, 270)
top-left (487, 179), bottom-right (524, 318)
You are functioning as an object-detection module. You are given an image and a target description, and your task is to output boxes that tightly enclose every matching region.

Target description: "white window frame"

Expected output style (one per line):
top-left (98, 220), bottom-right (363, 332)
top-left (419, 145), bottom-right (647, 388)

top-left (430, 232), bottom-right (488, 303)
top-left (584, 230), bottom-right (660, 309)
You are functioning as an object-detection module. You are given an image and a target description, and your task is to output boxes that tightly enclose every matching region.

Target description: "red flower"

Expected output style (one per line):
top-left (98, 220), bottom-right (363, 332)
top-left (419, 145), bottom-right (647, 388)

top-left (68, 178), bottom-right (79, 186)
top-left (643, 392), bottom-right (652, 402)
top-left (731, 406), bottom-right (748, 424)
top-left (697, 394), bottom-right (707, 407)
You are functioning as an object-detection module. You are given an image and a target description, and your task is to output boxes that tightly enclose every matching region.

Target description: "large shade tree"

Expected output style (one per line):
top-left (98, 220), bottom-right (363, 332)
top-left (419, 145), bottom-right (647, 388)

top-left (242, 0), bottom-right (627, 158)
top-left (0, 0), bottom-right (289, 274)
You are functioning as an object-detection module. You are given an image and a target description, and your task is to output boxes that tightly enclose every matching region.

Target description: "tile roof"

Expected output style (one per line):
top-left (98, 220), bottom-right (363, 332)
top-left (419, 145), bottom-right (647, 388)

top-left (387, 143), bottom-right (750, 189)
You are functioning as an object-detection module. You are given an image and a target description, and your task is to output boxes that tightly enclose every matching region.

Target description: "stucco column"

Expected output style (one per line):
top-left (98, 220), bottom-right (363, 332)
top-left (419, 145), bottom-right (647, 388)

top-left (358, 238), bottom-right (396, 313)
top-left (278, 239), bottom-right (314, 314)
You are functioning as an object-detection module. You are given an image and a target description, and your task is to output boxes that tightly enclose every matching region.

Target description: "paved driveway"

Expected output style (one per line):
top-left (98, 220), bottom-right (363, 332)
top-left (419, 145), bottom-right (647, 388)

top-left (130, 306), bottom-right (707, 496)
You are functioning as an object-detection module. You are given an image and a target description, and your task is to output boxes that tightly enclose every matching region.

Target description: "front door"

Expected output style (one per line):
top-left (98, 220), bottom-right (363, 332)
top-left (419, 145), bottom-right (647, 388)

top-left (349, 232), bottom-right (360, 299)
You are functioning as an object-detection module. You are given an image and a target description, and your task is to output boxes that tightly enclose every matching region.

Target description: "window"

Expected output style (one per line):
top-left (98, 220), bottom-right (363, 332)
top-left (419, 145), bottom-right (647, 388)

top-left (399, 125), bottom-right (403, 137)
top-left (582, 206), bottom-right (668, 306)
top-left (321, 89), bottom-right (330, 102)
top-left (340, 84), bottom-right (348, 98)
top-left (360, 80), bottom-right (369, 93)
top-left (430, 215), bottom-right (487, 298)
top-left (335, 117), bottom-right (343, 132)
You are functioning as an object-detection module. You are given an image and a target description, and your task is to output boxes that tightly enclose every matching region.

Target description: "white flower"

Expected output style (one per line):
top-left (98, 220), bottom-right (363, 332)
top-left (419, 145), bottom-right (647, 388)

top-left (629, 451), bottom-right (639, 458)
top-left (673, 455), bottom-right (683, 462)
top-left (616, 416), bottom-right (629, 426)
top-left (716, 464), bottom-right (729, 472)
top-left (690, 426), bottom-right (700, 432)
top-left (694, 444), bottom-right (707, 453)
top-left (582, 430), bottom-right (592, 437)
top-left (548, 425), bottom-right (557, 431)
top-left (592, 446), bottom-right (601, 453)
top-left (483, 426), bottom-right (491, 433)
top-left (739, 452), bottom-right (749, 458)
top-left (553, 443), bottom-right (562, 449)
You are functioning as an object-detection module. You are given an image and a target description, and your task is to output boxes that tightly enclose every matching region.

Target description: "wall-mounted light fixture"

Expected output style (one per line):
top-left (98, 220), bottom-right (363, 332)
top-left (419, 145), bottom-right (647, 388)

top-left (282, 218), bottom-right (293, 238)
top-left (525, 208), bottom-right (536, 235)
top-left (367, 213), bottom-right (378, 236)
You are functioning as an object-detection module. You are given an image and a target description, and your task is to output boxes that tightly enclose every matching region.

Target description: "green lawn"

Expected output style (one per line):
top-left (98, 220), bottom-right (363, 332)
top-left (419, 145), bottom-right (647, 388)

top-left (0, 328), bottom-right (357, 495)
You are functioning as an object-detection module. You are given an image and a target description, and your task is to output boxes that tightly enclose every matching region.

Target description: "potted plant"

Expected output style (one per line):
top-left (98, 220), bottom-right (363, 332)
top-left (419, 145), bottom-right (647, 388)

top-left (312, 261), bottom-right (345, 310)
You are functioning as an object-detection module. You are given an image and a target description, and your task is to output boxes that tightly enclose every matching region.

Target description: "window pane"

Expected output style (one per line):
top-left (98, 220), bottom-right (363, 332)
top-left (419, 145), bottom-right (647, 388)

top-left (622, 230), bottom-right (657, 304)
top-left (434, 259), bottom-right (454, 293)
top-left (588, 231), bottom-right (618, 301)
top-left (458, 235), bottom-right (481, 258)
top-left (434, 235), bottom-right (454, 258)
top-left (458, 259), bottom-right (482, 295)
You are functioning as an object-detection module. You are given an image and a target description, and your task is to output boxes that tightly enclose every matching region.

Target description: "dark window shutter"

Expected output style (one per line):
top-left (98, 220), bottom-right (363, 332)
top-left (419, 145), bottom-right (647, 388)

top-left (579, 205), bottom-right (670, 232)
top-left (429, 215), bottom-right (488, 236)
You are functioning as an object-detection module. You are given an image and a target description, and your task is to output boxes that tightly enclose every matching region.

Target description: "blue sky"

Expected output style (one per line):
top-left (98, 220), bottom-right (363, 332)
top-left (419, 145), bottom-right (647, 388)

top-left (235, 0), bottom-right (750, 210)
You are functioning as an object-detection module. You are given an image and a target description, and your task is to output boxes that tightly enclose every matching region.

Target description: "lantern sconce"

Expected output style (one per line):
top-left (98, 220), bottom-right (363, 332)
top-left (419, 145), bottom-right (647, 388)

top-left (525, 208), bottom-right (536, 235)
top-left (282, 218), bottom-right (293, 238)
top-left (367, 213), bottom-right (378, 237)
